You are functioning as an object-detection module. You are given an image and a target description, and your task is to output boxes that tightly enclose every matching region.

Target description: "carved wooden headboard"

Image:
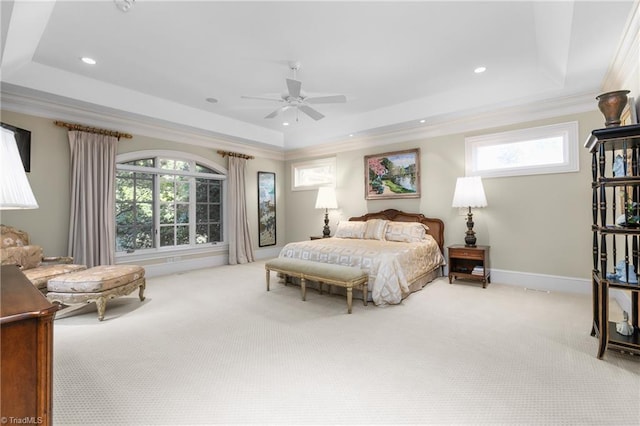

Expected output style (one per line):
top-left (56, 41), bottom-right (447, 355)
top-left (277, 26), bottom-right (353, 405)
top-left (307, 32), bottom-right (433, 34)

top-left (349, 209), bottom-right (445, 254)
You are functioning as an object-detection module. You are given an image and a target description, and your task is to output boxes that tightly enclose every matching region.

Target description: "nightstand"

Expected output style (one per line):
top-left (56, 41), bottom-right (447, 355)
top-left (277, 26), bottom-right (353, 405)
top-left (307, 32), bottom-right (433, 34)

top-left (448, 245), bottom-right (491, 288)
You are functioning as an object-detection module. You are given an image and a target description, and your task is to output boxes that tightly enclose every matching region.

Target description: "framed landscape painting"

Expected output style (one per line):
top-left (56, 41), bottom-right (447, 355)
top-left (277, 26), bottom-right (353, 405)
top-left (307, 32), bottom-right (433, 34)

top-left (364, 148), bottom-right (420, 200)
top-left (258, 171), bottom-right (276, 247)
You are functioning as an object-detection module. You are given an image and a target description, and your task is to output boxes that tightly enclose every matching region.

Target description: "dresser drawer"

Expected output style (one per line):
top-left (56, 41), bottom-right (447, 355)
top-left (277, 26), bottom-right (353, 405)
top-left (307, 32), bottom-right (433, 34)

top-left (449, 248), bottom-right (485, 260)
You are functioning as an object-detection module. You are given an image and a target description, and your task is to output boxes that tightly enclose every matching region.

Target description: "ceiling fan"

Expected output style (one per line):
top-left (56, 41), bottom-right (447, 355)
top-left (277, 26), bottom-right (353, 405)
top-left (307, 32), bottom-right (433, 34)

top-left (241, 61), bottom-right (347, 121)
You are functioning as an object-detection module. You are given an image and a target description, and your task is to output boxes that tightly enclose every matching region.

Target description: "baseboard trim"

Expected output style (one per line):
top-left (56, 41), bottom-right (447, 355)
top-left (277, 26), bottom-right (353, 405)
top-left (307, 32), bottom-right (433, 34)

top-left (132, 245), bottom-right (282, 278)
top-left (489, 268), bottom-right (632, 313)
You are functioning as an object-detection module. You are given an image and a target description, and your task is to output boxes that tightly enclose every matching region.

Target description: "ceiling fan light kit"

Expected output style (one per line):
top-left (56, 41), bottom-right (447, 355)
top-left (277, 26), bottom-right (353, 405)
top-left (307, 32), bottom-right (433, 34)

top-left (241, 61), bottom-right (346, 122)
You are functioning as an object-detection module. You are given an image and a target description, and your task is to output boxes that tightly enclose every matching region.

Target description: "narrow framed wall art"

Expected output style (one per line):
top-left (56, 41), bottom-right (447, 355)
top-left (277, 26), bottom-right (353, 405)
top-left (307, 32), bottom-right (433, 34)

top-left (258, 171), bottom-right (276, 247)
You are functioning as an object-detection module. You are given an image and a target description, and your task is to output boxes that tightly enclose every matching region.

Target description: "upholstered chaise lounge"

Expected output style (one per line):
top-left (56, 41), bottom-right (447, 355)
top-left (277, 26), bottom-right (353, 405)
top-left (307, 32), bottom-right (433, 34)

top-left (46, 265), bottom-right (146, 321)
top-left (0, 224), bottom-right (87, 292)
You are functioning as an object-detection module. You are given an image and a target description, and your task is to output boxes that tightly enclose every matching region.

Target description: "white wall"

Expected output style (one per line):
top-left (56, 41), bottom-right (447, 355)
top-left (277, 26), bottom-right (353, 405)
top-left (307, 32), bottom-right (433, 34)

top-left (285, 110), bottom-right (602, 283)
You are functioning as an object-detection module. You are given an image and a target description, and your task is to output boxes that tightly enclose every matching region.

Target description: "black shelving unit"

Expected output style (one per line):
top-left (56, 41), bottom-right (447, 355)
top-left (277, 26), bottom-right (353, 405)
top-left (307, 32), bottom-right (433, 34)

top-left (588, 123), bottom-right (640, 359)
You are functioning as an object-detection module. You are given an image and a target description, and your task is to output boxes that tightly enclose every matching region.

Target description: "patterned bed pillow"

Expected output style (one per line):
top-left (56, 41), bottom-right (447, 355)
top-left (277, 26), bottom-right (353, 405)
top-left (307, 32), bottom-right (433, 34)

top-left (334, 221), bottom-right (367, 239)
top-left (385, 222), bottom-right (430, 243)
top-left (363, 219), bottom-right (389, 240)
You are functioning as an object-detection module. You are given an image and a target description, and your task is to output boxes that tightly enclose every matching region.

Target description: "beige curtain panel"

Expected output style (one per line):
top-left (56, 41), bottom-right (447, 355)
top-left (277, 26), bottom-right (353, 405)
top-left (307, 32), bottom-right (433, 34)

top-left (227, 156), bottom-right (255, 264)
top-left (67, 131), bottom-right (117, 267)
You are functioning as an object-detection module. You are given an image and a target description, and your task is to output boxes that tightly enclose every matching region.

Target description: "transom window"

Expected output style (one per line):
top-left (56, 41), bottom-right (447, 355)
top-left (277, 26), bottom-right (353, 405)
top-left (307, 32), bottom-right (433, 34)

top-left (115, 152), bottom-right (226, 254)
top-left (465, 121), bottom-right (579, 178)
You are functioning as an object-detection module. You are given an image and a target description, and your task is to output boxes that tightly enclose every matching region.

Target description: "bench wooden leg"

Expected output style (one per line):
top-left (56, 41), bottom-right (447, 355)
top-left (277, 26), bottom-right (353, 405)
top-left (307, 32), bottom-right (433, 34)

top-left (363, 283), bottom-right (368, 306)
top-left (96, 296), bottom-right (107, 321)
top-left (347, 286), bottom-right (353, 314)
top-left (301, 277), bottom-right (306, 301)
top-left (138, 282), bottom-right (146, 301)
top-left (266, 269), bottom-right (270, 291)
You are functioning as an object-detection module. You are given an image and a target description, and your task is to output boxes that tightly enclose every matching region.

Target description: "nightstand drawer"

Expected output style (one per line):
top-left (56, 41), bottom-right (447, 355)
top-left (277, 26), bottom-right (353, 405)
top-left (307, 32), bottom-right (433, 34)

top-left (449, 248), bottom-right (484, 260)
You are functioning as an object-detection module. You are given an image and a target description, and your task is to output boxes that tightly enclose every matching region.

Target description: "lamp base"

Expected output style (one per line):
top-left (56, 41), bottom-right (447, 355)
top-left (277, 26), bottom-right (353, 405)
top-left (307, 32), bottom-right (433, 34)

top-left (464, 208), bottom-right (477, 247)
top-left (322, 209), bottom-right (331, 237)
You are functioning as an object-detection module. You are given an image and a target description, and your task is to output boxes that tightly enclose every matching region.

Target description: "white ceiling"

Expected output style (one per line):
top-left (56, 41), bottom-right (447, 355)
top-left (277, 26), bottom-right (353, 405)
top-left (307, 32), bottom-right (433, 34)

top-left (0, 1), bottom-right (635, 151)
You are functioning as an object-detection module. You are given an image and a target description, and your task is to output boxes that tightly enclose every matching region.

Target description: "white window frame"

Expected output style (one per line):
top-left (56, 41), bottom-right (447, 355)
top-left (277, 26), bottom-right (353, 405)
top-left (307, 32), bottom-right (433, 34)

top-left (115, 150), bottom-right (228, 262)
top-left (465, 121), bottom-right (579, 178)
top-left (291, 157), bottom-right (336, 191)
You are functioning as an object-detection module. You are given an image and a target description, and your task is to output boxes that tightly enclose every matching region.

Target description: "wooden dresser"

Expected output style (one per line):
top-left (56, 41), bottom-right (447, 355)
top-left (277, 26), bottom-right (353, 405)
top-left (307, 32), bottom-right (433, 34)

top-left (1, 265), bottom-right (59, 426)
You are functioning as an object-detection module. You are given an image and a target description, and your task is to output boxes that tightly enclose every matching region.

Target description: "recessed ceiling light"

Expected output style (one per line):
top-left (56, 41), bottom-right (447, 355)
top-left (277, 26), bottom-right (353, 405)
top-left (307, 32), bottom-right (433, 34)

top-left (474, 66), bottom-right (486, 74)
top-left (419, 119), bottom-right (426, 123)
top-left (205, 97), bottom-right (218, 104)
top-left (349, 134), bottom-right (354, 137)
top-left (81, 57), bottom-right (96, 65)
top-left (283, 122), bottom-right (289, 126)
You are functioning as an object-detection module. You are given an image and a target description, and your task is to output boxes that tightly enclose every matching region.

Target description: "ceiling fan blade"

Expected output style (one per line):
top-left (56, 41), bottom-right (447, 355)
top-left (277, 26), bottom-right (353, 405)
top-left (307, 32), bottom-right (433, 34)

top-left (264, 105), bottom-right (292, 119)
top-left (286, 78), bottom-right (302, 99)
top-left (305, 95), bottom-right (347, 104)
top-left (264, 108), bottom-right (282, 119)
top-left (241, 95), bottom-right (283, 103)
top-left (298, 104), bottom-right (325, 121)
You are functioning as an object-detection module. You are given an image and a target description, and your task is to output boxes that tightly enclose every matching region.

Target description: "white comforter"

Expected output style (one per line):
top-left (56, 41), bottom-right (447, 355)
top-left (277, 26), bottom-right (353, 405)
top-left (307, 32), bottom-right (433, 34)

top-left (278, 236), bottom-right (445, 305)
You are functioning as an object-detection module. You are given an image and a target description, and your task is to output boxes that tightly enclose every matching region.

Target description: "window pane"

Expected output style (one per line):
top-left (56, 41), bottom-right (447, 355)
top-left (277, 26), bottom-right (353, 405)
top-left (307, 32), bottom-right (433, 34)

top-left (209, 184), bottom-right (220, 201)
top-left (137, 178), bottom-right (153, 202)
top-left (125, 158), bottom-right (154, 167)
top-left (160, 204), bottom-right (175, 224)
top-left (116, 177), bottom-right (135, 202)
top-left (196, 204), bottom-right (207, 222)
top-left (176, 181), bottom-right (189, 202)
top-left (209, 205), bottom-right (220, 221)
top-left (136, 229), bottom-right (153, 249)
top-left (196, 164), bottom-right (216, 173)
top-left (176, 225), bottom-right (189, 245)
top-left (211, 223), bottom-right (221, 241)
top-left (176, 204), bottom-right (189, 224)
top-left (465, 121), bottom-right (578, 178)
top-left (196, 224), bottom-right (209, 244)
top-left (115, 170), bottom-right (157, 252)
top-left (196, 182), bottom-right (208, 202)
top-left (160, 178), bottom-right (175, 202)
top-left (160, 226), bottom-right (174, 246)
top-left (476, 137), bottom-right (564, 171)
top-left (137, 203), bottom-right (153, 225)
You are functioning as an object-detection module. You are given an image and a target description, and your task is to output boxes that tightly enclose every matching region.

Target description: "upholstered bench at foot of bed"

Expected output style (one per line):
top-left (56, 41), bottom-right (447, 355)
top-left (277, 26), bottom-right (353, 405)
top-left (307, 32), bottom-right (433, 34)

top-left (46, 265), bottom-right (146, 321)
top-left (265, 258), bottom-right (368, 314)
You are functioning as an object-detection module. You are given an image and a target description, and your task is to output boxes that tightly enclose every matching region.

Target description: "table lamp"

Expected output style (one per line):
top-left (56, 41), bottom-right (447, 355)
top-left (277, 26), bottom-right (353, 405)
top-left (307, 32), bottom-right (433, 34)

top-left (451, 176), bottom-right (487, 247)
top-left (315, 187), bottom-right (338, 237)
top-left (1, 127), bottom-right (38, 209)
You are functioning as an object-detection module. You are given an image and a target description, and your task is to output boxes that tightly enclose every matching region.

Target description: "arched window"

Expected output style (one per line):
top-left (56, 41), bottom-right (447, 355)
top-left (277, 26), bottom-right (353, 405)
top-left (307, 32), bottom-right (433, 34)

top-left (115, 150), bottom-right (226, 255)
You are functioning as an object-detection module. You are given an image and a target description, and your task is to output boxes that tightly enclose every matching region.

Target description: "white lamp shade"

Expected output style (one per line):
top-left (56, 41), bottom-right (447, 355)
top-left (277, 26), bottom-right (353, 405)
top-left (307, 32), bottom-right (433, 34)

top-left (1, 127), bottom-right (38, 209)
top-left (451, 176), bottom-right (487, 208)
top-left (315, 187), bottom-right (338, 209)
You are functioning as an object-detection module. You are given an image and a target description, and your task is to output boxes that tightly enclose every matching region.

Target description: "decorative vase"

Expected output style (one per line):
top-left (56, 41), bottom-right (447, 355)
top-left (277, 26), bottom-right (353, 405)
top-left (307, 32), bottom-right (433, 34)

top-left (596, 90), bottom-right (630, 127)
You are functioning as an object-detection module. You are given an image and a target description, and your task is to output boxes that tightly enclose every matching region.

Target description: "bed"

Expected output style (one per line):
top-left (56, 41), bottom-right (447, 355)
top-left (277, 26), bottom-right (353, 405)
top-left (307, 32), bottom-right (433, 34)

top-left (278, 209), bottom-right (446, 306)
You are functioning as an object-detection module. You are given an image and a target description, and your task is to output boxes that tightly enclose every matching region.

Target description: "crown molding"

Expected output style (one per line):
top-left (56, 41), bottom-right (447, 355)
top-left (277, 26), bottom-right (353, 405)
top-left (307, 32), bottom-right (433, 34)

top-left (284, 92), bottom-right (596, 161)
top-left (602, 0), bottom-right (639, 91)
top-left (0, 87), bottom-right (286, 161)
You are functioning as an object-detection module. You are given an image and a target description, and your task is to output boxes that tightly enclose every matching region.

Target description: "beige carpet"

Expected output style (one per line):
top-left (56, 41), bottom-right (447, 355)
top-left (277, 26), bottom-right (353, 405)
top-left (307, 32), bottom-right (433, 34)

top-left (52, 261), bottom-right (640, 425)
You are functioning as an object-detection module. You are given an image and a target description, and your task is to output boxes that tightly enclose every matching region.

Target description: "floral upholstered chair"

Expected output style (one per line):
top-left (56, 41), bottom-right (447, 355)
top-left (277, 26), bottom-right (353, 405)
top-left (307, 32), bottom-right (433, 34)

top-left (0, 224), bottom-right (87, 292)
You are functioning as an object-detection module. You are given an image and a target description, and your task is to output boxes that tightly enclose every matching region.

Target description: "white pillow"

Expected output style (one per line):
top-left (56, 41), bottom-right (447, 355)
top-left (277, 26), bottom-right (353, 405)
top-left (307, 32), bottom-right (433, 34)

top-left (334, 221), bottom-right (367, 239)
top-left (384, 222), bottom-right (429, 243)
top-left (363, 219), bottom-right (389, 240)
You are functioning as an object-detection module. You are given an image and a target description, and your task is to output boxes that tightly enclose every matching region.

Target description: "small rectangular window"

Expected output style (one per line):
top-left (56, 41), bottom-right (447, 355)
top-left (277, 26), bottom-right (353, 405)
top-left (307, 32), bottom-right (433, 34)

top-left (291, 157), bottom-right (336, 191)
top-left (465, 121), bottom-right (579, 178)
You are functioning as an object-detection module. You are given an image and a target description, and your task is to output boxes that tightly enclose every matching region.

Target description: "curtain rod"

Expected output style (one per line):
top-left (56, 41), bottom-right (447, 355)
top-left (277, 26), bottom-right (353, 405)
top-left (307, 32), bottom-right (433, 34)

top-left (217, 150), bottom-right (254, 160)
top-left (54, 121), bottom-right (132, 140)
